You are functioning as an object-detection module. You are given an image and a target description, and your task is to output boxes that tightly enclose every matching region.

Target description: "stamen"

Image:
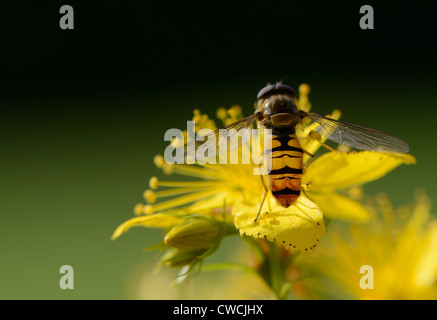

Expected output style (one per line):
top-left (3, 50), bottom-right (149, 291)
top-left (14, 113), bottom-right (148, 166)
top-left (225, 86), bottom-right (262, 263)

top-left (376, 193), bottom-right (392, 214)
top-left (149, 177), bottom-right (159, 189)
top-left (154, 155), bottom-right (165, 169)
top-left (133, 203), bottom-right (144, 216)
top-left (151, 180), bottom-right (222, 188)
top-left (216, 107), bottom-right (227, 121)
top-left (298, 84), bottom-right (311, 112)
top-left (228, 105), bottom-right (242, 118)
top-left (144, 190), bottom-right (157, 203)
top-left (169, 164), bottom-right (222, 180)
top-left (376, 192), bottom-right (395, 231)
top-left (145, 189), bottom-right (219, 213)
top-left (299, 83), bottom-right (310, 96)
top-left (348, 186), bottom-right (363, 199)
top-left (330, 109), bottom-right (342, 120)
top-left (143, 205), bottom-right (155, 215)
top-left (151, 187), bottom-right (213, 199)
top-left (413, 188), bottom-right (431, 217)
top-left (162, 163), bottom-right (174, 175)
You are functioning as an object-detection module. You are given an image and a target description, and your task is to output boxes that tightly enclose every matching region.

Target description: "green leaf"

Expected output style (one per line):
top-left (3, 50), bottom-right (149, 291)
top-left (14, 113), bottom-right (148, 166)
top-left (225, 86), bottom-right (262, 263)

top-left (201, 262), bottom-right (257, 275)
top-left (142, 241), bottom-right (168, 252)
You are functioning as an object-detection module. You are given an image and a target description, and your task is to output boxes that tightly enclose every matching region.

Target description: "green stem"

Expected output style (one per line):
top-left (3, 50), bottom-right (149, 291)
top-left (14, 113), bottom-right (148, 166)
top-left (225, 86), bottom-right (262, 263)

top-left (244, 238), bottom-right (291, 300)
top-left (267, 242), bottom-right (284, 299)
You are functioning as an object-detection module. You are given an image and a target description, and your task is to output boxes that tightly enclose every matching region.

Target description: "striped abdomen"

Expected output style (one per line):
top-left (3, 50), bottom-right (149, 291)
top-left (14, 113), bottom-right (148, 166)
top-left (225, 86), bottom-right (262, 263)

top-left (265, 132), bottom-right (303, 208)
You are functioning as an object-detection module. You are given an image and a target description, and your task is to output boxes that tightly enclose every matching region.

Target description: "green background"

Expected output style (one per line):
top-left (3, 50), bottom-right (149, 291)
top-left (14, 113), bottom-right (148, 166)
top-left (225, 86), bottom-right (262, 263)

top-left (0, 1), bottom-right (436, 299)
top-left (1, 74), bottom-right (435, 299)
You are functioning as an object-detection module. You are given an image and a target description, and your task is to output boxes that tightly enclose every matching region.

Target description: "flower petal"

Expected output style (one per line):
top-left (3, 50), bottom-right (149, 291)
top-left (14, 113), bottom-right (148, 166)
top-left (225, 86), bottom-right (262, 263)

top-left (309, 191), bottom-right (371, 221)
top-left (305, 151), bottom-right (416, 191)
top-left (233, 194), bottom-right (325, 252)
top-left (111, 214), bottom-right (185, 240)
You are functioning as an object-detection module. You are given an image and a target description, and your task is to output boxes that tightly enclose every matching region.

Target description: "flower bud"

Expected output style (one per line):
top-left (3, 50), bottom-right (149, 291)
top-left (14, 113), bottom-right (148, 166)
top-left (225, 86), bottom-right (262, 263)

top-left (164, 218), bottom-right (221, 252)
top-left (159, 248), bottom-right (202, 268)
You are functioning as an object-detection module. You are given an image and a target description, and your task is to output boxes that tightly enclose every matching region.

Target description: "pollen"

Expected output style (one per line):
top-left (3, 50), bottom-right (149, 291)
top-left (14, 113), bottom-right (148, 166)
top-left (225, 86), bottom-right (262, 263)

top-left (143, 205), bottom-right (155, 215)
top-left (216, 107), bottom-right (227, 121)
top-left (330, 109), bottom-right (342, 119)
top-left (192, 109), bottom-right (217, 131)
top-left (308, 130), bottom-right (323, 142)
top-left (261, 211), bottom-right (270, 219)
top-left (149, 177), bottom-right (159, 190)
top-left (153, 154), bottom-right (165, 169)
top-left (337, 144), bottom-right (351, 152)
top-left (162, 163), bottom-right (174, 175)
top-left (144, 190), bottom-right (157, 203)
top-left (228, 105), bottom-right (242, 117)
top-left (298, 84), bottom-right (311, 113)
top-left (299, 83), bottom-right (310, 96)
top-left (303, 181), bottom-right (313, 191)
top-left (348, 186), bottom-right (363, 199)
top-left (133, 203), bottom-right (144, 216)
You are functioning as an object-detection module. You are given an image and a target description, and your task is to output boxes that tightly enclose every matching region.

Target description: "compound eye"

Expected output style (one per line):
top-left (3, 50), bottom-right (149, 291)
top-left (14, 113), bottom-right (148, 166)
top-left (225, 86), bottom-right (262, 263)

top-left (256, 83), bottom-right (297, 100)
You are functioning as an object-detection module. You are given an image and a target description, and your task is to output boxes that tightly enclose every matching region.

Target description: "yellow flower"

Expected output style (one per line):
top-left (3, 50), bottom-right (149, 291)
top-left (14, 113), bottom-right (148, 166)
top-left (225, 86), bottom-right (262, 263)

top-left (295, 189), bottom-right (437, 299)
top-left (112, 212), bottom-right (236, 270)
top-left (113, 83), bottom-right (415, 258)
top-left (111, 213), bottom-right (185, 240)
top-left (303, 151), bottom-right (416, 220)
top-left (233, 193), bottom-right (325, 252)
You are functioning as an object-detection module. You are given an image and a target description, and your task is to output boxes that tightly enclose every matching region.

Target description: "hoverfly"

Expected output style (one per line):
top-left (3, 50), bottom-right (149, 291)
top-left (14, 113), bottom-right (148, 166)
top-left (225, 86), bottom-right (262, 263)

top-left (182, 83), bottom-right (409, 220)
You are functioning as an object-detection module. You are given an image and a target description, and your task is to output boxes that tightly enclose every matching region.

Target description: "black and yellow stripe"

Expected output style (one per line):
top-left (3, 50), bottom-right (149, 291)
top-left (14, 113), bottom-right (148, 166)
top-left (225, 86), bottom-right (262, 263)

top-left (265, 132), bottom-right (303, 208)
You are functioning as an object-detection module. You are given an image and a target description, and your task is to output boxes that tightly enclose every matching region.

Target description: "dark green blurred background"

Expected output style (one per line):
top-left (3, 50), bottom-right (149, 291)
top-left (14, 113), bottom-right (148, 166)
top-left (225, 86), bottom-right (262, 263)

top-left (0, 1), bottom-right (436, 299)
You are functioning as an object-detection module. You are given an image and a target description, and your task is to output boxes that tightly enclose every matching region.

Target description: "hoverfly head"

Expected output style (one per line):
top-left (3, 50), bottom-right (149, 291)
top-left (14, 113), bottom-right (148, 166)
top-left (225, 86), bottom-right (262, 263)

top-left (256, 83), bottom-right (297, 101)
top-left (256, 83), bottom-right (298, 116)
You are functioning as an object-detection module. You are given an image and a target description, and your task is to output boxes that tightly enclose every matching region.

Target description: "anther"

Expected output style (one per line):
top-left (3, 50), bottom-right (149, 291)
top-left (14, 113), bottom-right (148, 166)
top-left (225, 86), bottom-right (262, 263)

top-left (216, 107), bottom-right (227, 121)
top-left (162, 163), bottom-right (173, 175)
top-left (133, 203), bottom-right (144, 216)
top-left (153, 155), bottom-right (165, 169)
top-left (149, 177), bottom-right (159, 190)
top-left (143, 205), bottom-right (154, 215)
top-left (299, 83), bottom-right (310, 96)
top-left (143, 190), bottom-right (157, 203)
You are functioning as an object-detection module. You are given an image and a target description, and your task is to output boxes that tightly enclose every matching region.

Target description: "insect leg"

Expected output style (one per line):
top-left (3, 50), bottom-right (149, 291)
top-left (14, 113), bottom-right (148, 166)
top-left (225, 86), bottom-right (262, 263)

top-left (303, 149), bottom-right (315, 169)
top-left (302, 149), bottom-right (314, 196)
top-left (254, 188), bottom-right (268, 223)
top-left (254, 157), bottom-right (268, 223)
top-left (320, 142), bottom-right (337, 152)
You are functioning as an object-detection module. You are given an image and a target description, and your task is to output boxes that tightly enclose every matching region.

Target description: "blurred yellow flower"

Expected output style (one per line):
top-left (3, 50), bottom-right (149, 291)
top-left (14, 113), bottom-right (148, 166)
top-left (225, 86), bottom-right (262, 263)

top-left (296, 189), bottom-right (437, 299)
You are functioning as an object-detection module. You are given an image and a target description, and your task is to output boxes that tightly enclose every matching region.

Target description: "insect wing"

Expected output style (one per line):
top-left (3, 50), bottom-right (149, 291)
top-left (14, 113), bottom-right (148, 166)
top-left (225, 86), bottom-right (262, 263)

top-left (181, 114), bottom-right (257, 162)
top-left (307, 112), bottom-right (409, 153)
